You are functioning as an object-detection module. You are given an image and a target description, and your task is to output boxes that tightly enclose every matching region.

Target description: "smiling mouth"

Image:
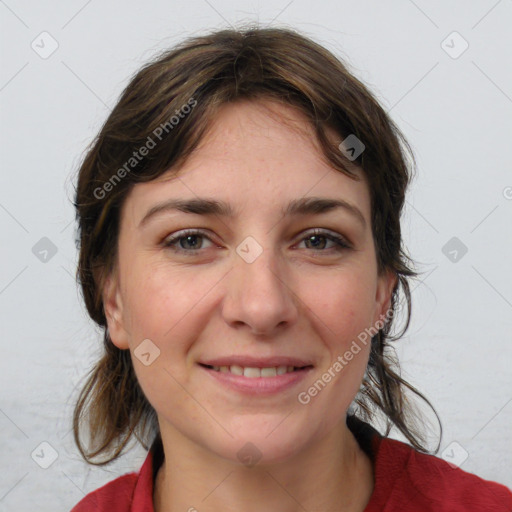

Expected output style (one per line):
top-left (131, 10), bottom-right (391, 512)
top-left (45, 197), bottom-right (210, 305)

top-left (199, 363), bottom-right (313, 378)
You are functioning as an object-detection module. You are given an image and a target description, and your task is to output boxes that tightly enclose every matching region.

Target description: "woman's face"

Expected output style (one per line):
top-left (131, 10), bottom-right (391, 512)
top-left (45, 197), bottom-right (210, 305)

top-left (104, 99), bottom-right (396, 465)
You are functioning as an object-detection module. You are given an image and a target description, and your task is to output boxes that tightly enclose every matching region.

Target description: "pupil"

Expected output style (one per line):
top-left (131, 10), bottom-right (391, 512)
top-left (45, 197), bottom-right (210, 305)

top-left (308, 235), bottom-right (325, 249)
top-left (182, 235), bottom-right (200, 249)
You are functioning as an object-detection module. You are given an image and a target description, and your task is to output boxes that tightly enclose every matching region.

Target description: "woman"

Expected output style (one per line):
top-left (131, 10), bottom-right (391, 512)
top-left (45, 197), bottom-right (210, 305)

top-left (70, 26), bottom-right (512, 511)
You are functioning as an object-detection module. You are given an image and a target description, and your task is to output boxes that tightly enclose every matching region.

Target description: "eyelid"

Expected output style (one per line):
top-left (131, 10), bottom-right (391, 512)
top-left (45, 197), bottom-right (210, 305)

top-left (162, 227), bottom-right (352, 255)
top-left (300, 228), bottom-right (352, 247)
top-left (162, 228), bottom-right (217, 251)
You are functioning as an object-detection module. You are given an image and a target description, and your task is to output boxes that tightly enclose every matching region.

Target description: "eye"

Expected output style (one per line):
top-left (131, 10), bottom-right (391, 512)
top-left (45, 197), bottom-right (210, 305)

top-left (296, 229), bottom-right (351, 253)
top-left (163, 229), bottom-right (214, 254)
top-left (162, 228), bottom-right (351, 256)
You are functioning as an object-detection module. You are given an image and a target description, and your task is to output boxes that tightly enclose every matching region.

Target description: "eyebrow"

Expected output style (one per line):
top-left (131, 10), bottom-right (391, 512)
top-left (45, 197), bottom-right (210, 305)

top-left (138, 196), bottom-right (366, 229)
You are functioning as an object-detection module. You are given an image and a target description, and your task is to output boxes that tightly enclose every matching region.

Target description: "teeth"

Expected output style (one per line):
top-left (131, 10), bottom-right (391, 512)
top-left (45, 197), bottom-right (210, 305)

top-left (277, 366), bottom-right (287, 375)
top-left (230, 365), bottom-right (244, 376)
top-left (260, 367), bottom-right (276, 377)
top-left (210, 364), bottom-right (299, 377)
top-left (244, 367), bottom-right (261, 378)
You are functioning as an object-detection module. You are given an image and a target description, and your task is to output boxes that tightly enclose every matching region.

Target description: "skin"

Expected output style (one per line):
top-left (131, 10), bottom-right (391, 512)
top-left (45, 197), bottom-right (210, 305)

top-left (103, 99), bottom-right (397, 512)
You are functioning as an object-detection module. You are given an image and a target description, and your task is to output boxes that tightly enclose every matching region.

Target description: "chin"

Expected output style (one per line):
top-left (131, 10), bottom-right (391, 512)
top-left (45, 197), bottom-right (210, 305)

top-left (214, 417), bottom-right (316, 467)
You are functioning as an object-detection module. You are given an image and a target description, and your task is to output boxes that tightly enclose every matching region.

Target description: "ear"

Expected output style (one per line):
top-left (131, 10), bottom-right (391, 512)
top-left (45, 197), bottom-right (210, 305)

top-left (373, 269), bottom-right (398, 325)
top-left (102, 269), bottom-right (130, 350)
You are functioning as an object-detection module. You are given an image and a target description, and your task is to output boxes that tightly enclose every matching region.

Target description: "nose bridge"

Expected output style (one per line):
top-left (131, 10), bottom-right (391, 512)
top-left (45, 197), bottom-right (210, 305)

top-left (222, 236), bottom-right (298, 335)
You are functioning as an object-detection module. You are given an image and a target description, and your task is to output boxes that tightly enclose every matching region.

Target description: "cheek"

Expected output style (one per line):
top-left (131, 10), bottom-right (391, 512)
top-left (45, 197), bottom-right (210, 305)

top-left (297, 270), bottom-right (375, 406)
top-left (301, 269), bottom-right (377, 347)
top-left (121, 267), bottom-right (228, 454)
top-left (122, 263), bottom-right (212, 412)
top-left (121, 261), bottom-right (220, 359)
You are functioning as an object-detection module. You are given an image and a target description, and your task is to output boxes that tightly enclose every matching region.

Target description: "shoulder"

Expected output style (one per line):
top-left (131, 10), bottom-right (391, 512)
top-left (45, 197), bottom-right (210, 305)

top-left (70, 472), bottom-right (138, 512)
top-left (374, 436), bottom-right (512, 511)
top-left (70, 435), bottom-right (161, 512)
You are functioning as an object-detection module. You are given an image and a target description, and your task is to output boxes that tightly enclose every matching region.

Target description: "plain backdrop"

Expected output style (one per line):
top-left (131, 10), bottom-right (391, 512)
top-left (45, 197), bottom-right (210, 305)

top-left (1, 0), bottom-right (511, 509)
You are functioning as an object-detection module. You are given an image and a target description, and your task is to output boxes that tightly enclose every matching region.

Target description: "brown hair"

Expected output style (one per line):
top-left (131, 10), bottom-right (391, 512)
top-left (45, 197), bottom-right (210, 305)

top-left (72, 24), bottom-right (441, 465)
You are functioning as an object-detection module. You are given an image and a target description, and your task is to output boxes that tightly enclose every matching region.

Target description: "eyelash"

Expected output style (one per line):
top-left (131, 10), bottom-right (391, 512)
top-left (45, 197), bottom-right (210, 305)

top-left (162, 228), bottom-right (351, 256)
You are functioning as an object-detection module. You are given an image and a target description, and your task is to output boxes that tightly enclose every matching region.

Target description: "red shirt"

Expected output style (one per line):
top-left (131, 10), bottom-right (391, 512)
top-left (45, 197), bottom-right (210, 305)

top-left (71, 418), bottom-right (512, 511)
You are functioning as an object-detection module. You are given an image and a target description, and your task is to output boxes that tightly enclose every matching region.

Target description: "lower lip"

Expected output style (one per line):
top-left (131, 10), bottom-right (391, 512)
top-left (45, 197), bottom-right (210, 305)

top-left (199, 364), bottom-right (313, 395)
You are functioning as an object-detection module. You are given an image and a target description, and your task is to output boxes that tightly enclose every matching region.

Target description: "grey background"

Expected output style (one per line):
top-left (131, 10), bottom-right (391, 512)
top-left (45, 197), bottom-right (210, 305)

top-left (1, 0), bottom-right (511, 509)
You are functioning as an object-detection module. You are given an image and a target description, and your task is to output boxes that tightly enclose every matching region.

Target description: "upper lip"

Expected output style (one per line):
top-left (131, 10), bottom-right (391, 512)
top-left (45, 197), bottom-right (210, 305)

top-left (199, 356), bottom-right (314, 368)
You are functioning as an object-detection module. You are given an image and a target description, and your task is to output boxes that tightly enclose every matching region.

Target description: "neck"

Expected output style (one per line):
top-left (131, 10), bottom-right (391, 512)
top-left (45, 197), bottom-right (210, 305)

top-left (153, 419), bottom-right (374, 512)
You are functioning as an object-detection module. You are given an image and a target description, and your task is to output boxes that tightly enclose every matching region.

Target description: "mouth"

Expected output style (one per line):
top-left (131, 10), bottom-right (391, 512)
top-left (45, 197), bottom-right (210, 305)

top-left (198, 363), bottom-right (313, 378)
top-left (198, 360), bottom-right (314, 395)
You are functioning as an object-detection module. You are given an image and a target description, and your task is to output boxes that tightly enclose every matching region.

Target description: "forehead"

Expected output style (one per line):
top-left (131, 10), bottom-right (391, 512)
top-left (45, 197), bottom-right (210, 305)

top-left (122, 99), bottom-right (370, 225)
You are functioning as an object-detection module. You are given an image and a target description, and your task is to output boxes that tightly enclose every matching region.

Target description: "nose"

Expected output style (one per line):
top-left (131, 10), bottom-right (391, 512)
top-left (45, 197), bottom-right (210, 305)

top-left (221, 245), bottom-right (299, 337)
